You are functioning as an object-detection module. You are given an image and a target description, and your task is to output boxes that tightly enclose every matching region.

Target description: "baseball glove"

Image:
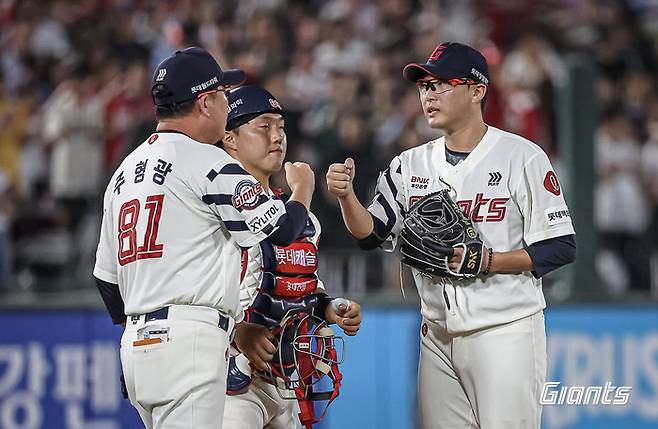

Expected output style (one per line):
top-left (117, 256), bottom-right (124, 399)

top-left (399, 190), bottom-right (485, 278)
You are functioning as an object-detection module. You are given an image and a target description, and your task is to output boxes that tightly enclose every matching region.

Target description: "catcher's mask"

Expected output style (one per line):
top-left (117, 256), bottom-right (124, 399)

top-left (261, 311), bottom-right (344, 429)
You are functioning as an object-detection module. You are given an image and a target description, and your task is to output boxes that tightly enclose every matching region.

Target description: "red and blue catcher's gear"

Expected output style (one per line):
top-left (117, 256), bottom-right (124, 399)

top-left (229, 191), bottom-right (343, 429)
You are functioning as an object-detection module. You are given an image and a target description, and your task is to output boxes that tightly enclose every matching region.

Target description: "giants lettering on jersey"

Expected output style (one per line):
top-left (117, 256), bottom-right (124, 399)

top-left (408, 193), bottom-right (509, 222)
top-left (457, 193), bottom-right (509, 223)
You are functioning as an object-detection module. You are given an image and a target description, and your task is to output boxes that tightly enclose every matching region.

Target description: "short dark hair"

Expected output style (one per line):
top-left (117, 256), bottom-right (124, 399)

top-left (152, 84), bottom-right (197, 120)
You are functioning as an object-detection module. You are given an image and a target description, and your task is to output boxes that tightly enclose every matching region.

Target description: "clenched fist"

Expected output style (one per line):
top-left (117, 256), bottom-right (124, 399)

top-left (326, 157), bottom-right (355, 198)
top-left (285, 161), bottom-right (314, 207)
top-left (284, 161), bottom-right (314, 193)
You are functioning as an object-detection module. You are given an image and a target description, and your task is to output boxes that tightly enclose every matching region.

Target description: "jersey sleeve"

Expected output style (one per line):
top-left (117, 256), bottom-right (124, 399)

top-left (201, 161), bottom-right (286, 248)
top-left (93, 184), bottom-right (118, 284)
top-left (514, 152), bottom-right (575, 246)
top-left (366, 156), bottom-right (406, 251)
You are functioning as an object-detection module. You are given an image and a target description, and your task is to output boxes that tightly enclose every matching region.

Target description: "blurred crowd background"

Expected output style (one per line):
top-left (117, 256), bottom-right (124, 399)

top-left (1, 0), bottom-right (658, 298)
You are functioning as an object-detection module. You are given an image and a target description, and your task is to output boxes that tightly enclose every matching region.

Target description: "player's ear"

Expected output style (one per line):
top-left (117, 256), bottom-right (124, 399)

top-left (223, 130), bottom-right (238, 151)
top-left (472, 84), bottom-right (487, 104)
top-left (197, 92), bottom-right (216, 118)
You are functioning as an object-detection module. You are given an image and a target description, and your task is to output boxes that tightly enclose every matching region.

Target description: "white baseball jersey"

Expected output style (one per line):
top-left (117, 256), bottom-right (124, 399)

top-left (369, 126), bottom-right (574, 333)
top-left (93, 131), bottom-right (287, 320)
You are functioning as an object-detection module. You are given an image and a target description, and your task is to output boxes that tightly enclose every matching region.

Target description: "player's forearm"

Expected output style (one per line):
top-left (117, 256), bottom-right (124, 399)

top-left (489, 248), bottom-right (534, 275)
top-left (289, 188), bottom-right (312, 210)
top-left (337, 192), bottom-right (373, 239)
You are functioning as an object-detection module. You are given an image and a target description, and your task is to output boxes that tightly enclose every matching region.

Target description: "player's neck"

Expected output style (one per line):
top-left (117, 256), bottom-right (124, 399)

top-left (254, 173), bottom-right (270, 190)
top-left (156, 120), bottom-right (215, 144)
top-left (242, 165), bottom-right (270, 189)
top-left (443, 119), bottom-right (488, 153)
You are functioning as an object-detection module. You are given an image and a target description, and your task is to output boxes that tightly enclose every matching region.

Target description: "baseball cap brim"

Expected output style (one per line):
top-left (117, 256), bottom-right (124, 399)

top-left (402, 63), bottom-right (464, 82)
top-left (220, 69), bottom-right (246, 87)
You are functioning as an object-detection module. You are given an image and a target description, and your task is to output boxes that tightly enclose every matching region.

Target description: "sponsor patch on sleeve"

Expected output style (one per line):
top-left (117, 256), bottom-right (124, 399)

top-left (545, 206), bottom-right (571, 226)
top-left (247, 204), bottom-right (281, 233)
top-left (232, 180), bottom-right (264, 210)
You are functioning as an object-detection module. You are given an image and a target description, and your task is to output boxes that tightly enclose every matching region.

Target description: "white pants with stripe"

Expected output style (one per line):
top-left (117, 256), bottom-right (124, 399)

top-left (223, 377), bottom-right (296, 429)
top-left (120, 305), bottom-right (232, 429)
top-left (419, 311), bottom-right (547, 429)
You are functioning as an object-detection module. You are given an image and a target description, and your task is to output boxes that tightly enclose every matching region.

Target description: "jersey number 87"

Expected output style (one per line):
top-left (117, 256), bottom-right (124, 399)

top-left (118, 194), bottom-right (165, 266)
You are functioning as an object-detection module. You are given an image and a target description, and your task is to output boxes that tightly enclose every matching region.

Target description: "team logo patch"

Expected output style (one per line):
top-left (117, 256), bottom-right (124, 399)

top-left (410, 175), bottom-right (433, 190)
top-left (232, 180), bottom-right (264, 210)
top-left (269, 98), bottom-right (282, 109)
top-left (543, 171), bottom-right (561, 196)
top-left (421, 323), bottom-right (428, 337)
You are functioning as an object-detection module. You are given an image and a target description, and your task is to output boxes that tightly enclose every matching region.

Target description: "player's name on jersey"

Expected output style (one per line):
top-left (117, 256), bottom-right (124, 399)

top-left (114, 158), bottom-right (174, 195)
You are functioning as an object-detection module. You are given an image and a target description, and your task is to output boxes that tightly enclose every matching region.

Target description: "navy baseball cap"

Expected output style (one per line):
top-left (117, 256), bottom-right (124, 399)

top-left (403, 42), bottom-right (490, 85)
top-left (151, 47), bottom-right (245, 106)
top-left (225, 86), bottom-right (284, 131)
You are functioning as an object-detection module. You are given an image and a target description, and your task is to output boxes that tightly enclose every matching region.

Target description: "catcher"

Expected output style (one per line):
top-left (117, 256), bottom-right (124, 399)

top-left (326, 42), bottom-right (576, 429)
top-left (222, 85), bottom-right (362, 429)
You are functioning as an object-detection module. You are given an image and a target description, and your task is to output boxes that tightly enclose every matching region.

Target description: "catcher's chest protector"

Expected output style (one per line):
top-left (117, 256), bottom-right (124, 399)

top-left (240, 215), bottom-right (343, 429)
top-left (242, 218), bottom-right (322, 379)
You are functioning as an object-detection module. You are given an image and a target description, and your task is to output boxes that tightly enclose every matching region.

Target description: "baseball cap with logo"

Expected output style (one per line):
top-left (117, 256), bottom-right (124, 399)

top-left (225, 86), bottom-right (284, 131)
top-left (403, 42), bottom-right (490, 85)
top-left (151, 47), bottom-right (245, 106)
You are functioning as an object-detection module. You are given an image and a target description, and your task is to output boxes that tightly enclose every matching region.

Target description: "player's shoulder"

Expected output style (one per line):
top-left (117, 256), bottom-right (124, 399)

top-left (396, 137), bottom-right (444, 164)
top-left (488, 126), bottom-right (546, 161)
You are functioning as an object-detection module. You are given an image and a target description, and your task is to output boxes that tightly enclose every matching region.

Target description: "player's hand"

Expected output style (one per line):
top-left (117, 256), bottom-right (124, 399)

top-left (285, 161), bottom-right (314, 206)
top-left (285, 161), bottom-right (315, 194)
top-left (447, 246), bottom-right (463, 273)
top-left (326, 158), bottom-right (355, 199)
top-left (448, 246), bottom-right (490, 273)
top-left (325, 298), bottom-right (361, 336)
top-left (233, 322), bottom-right (277, 371)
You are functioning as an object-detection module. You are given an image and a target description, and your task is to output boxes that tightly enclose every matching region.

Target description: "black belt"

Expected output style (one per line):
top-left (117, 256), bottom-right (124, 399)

top-left (140, 307), bottom-right (230, 332)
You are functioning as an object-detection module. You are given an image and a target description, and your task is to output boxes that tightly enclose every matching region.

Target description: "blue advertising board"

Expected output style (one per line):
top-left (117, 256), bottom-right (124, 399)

top-left (0, 307), bottom-right (656, 429)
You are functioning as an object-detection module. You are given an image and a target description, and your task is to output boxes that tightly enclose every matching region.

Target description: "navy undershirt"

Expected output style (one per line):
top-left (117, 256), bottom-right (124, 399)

top-left (445, 147), bottom-right (470, 166)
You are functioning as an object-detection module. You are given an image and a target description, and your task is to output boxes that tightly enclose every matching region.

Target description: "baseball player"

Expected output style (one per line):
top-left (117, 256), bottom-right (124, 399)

top-left (326, 42), bottom-right (577, 429)
top-left (220, 85), bottom-right (362, 429)
top-left (93, 47), bottom-right (316, 429)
